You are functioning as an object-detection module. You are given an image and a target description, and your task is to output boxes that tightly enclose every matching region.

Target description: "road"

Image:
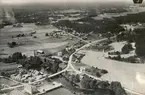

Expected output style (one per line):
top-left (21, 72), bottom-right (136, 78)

top-left (67, 35), bottom-right (143, 95)
top-left (67, 33), bottom-right (90, 43)
top-left (29, 35), bottom-right (108, 84)
top-left (1, 85), bottom-right (24, 91)
top-left (1, 33), bottom-right (142, 95)
top-left (68, 37), bottom-right (112, 80)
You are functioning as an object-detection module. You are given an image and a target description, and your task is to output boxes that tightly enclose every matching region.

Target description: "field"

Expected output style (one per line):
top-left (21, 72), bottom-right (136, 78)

top-left (0, 62), bottom-right (18, 71)
top-left (0, 77), bottom-right (19, 87)
top-left (81, 50), bottom-right (145, 94)
top-left (0, 23), bottom-right (72, 57)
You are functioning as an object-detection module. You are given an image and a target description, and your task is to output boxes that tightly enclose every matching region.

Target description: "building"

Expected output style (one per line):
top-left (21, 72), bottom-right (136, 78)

top-left (36, 50), bottom-right (44, 54)
top-left (79, 67), bottom-right (86, 72)
top-left (57, 52), bottom-right (63, 57)
top-left (24, 84), bottom-right (39, 95)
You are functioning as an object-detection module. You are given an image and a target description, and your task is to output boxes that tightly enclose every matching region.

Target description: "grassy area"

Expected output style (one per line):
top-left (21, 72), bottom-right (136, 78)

top-left (0, 23), bottom-right (74, 57)
top-left (0, 77), bottom-right (19, 87)
top-left (0, 62), bottom-right (18, 71)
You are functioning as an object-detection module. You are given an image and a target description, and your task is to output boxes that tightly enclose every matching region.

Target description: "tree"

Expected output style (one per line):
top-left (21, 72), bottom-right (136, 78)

top-left (80, 75), bottom-right (91, 89)
top-left (101, 69), bottom-right (108, 74)
top-left (51, 62), bottom-right (59, 73)
top-left (7, 41), bottom-right (17, 48)
top-left (97, 81), bottom-right (110, 89)
top-left (17, 59), bottom-right (27, 66)
top-left (70, 74), bottom-right (80, 83)
top-left (12, 52), bottom-right (23, 62)
top-left (29, 56), bottom-right (43, 70)
top-left (74, 74), bottom-right (80, 83)
top-left (89, 80), bottom-right (97, 89)
top-left (96, 72), bottom-right (101, 77)
top-left (135, 28), bottom-right (145, 56)
top-left (33, 36), bottom-right (37, 38)
top-left (1, 72), bottom-right (6, 76)
top-left (109, 82), bottom-right (127, 95)
top-left (133, 0), bottom-right (143, 4)
top-left (122, 43), bottom-right (133, 54)
top-left (45, 33), bottom-right (49, 36)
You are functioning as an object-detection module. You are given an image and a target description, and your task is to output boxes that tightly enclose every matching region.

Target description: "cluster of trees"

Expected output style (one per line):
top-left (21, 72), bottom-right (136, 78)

top-left (134, 28), bottom-right (145, 57)
top-left (33, 36), bottom-right (37, 38)
top-left (14, 33), bottom-right (25, 38)
top-left (18, 56), bottom-right (43, 70)
top-left (81, 75), bottom-right (127, 95)
top-left (67, 74), bottom-right (80, 83)
top-left (0, 69), bottom-right (18, 77)
top-left (0, 24), bottom-right (4, 28)
top-left (81, 75), bottom-right (109, 89)
top-left (0, 52), bottom-right (26, 63)
top-left (18, 56), bottom-right (62, 73)
top-left (54, 17), bottom-right (124, 35)
top-left (116, 31), bottom-right (137, 42)
top-left (115, 12), bottom-right (145, 24)
top-left (47, 58), bottom-right (62, 73)
top-left (45, 33), bottom-right (49, 36)
top-left (108, 55), bottom-right (141, 63)
top-left (86, 67), bottom-right (108, 77)
top-left (14, 9), bottom-right (50, 24)
top-left (117, 28), bottom-right (145, 57)
top-left (121, 43), bottom-right (134, 54)
top-left (0, 52), bottom-right (62, 73)
top-left (7, 41), bottom-right (18, 48)
top-left (108, 51), bottom-right (121, 55)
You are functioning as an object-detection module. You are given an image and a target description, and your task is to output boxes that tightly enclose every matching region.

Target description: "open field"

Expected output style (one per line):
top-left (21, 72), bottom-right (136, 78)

top-left (0, 77), bottom-right (19, 87)
top-left (0, 23), bottom-right (73, 57)
top-left (81, 50), bottom-right (145, 94)
top-left (0, 62), bottom-right (18, 71)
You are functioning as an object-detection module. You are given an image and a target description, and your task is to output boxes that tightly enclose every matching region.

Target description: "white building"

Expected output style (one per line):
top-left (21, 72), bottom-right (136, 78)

top-left (79, 67), bottom-right (86, 72)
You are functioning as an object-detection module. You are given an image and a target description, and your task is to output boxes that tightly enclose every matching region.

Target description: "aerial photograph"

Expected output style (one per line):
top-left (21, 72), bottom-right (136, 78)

top-left (0, 0), bottom-right (145, 95)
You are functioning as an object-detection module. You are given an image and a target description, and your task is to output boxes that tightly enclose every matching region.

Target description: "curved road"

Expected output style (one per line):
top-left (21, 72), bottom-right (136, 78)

top-left (2, 34), bottom-right (143, 95)
top-left (67, 36), bottom-right (143, 95)
top-left (38, 34), bottom-right (142, 95)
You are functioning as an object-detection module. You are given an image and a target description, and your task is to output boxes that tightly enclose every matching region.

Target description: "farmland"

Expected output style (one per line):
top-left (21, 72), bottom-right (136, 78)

top-left (0, 23), bottom-right (72, 57)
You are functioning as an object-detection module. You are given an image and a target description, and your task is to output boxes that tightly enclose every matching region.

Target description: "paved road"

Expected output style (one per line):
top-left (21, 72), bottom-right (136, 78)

top-left (2, 33), bottom-right (142, 95)
top-left (67, 33), bottom-right (89, 43)
top-left (1, 85), bottom-right (23, 91)
top-left (68, 37), bottom-right (111, 79)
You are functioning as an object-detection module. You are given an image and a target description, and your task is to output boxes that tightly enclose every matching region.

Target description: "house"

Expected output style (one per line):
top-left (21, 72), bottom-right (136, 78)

top-left (57, 51), bottom-right (63, 57)
top-left (36, 50), bottom-right (44, 54)
top-left (130, 42), bottom-right (136, 49)
top-left (79, 67), bottom-right (86, 72)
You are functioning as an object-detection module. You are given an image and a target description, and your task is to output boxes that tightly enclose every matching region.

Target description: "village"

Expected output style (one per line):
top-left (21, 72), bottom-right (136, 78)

top-left (1, 1), bottom-right (145, 95)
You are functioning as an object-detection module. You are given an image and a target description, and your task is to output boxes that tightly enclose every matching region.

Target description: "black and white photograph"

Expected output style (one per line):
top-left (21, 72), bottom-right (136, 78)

top-left (0, 0), bottom-right (145, 95)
